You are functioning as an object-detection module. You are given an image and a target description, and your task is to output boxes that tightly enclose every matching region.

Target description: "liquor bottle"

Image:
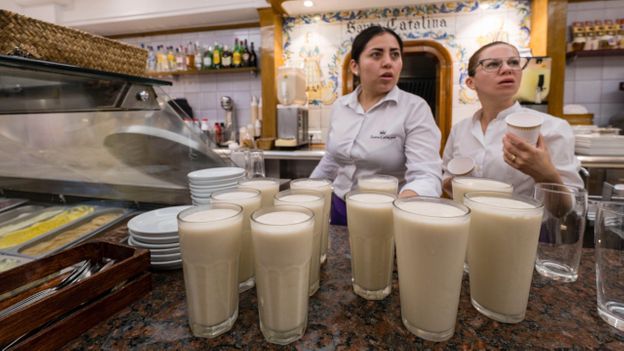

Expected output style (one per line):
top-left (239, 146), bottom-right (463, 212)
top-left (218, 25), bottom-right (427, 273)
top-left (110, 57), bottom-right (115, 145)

top-left (167, 46), bottom-right (176, 72)
top-left (186, 42), bottom-right (195, 70)
top-left (213, 42), bottom-right (222, 69)
top-left (222, 45), bottom-right (232, 68)
top-left (214, 122), bottom-right (222, 144)
top-left (194, 42), bottom-right (203, 71)
top-left (249, 42), bottom-right (257, 68)
top-left (175, 47), bottom-right (186, 71)
top-left (146, 45), bottom-right (156, 72)
top-left (233, 38), bottom-right (242, 68)
top-left (242, 39), bottom-right (251, 67)
top-left (202, 46), bottom-right (213, 70)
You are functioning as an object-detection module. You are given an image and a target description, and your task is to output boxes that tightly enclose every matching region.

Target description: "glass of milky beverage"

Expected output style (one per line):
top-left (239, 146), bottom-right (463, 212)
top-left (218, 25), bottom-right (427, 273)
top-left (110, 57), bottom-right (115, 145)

top-left (345, 190), bottom-right (397, 300)
top-left (251, 205), bottom-right (315, 345)
top-left (357, 174), bottom-right (399, 194)
top-left (451, 177), bottom-right (513, 204)
top-left (289, 178), bottom-right (332, 264)
top-left (274, 189), bottom-right (324, 296)
top-left (393, 197), bottom-right (470, 341)
top-left (451, 177), bottom-right (513, 273)
top-left (239, 177), bottom-right (280, 208)
top-left (210, 187), bottom-right (262, 293)
top-left (464, 192), bottom-right (544, 323)
top-left (177, 203), bottom-right (244, 338)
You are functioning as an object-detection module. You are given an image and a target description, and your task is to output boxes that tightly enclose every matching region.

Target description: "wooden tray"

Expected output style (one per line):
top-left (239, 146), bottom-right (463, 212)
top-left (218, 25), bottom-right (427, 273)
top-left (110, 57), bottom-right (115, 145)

top-left (0, 241), bottom-right (151, 350)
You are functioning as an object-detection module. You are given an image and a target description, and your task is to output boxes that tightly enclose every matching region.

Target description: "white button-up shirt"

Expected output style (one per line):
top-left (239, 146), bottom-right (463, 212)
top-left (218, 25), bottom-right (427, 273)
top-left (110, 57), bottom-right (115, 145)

top-left (442, 102), bottom-right (583, 197)
top-left (311, 86), bottom-right (442, 198)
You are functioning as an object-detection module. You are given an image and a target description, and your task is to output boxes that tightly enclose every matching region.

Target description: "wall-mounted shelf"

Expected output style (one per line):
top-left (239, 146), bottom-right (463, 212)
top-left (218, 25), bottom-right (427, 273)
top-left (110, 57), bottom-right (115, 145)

top-left (566, 48), bottom-right (624, 60)
top-left (146, 66), bottom-right (258, 78)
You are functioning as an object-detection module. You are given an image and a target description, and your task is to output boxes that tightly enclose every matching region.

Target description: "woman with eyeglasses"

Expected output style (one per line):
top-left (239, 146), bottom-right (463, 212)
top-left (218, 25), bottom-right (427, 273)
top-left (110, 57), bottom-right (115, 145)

top-left (311, 26), bottom-right (442, 225)
top-left (442, 41), bottom-right (583, 197)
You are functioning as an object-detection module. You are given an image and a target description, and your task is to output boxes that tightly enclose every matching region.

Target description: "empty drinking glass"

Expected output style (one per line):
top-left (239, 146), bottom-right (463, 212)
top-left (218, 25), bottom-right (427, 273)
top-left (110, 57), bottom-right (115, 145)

top-left (595, 201), bottom-right (624, 331)
top-left (534, 183), bottom-right (587, 282)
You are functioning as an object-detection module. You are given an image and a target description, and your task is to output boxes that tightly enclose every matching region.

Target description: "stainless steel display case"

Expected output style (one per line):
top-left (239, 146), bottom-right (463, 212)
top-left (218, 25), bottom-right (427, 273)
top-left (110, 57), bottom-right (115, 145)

top-left (0, 55), bottom-right (225, 204)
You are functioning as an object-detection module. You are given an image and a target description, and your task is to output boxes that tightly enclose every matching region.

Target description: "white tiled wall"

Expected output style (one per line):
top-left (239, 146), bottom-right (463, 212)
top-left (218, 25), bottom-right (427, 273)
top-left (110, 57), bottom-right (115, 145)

top-left (123, 28), bottom-right (262, 128)
top-left (565, 0), bottom-right (624, 126)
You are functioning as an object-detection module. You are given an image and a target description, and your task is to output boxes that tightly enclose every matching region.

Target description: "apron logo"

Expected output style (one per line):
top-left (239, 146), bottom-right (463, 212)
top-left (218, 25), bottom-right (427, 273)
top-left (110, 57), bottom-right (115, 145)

top-left (371, 130), bottom-right (397, 140)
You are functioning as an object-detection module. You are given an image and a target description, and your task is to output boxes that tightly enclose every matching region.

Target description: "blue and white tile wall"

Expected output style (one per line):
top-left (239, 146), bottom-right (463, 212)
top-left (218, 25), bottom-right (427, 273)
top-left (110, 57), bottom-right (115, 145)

top-left (123, 28), bottom-right (262, 128)
top-left (565, 0), bottom-right (624, 126)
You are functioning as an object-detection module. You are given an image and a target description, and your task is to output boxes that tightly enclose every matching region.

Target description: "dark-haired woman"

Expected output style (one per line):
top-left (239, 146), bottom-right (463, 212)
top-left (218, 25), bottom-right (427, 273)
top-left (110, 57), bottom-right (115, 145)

top-left (442, 41), bottom-right (582, 197)
top-left (310, 26), bottom-right (442, 225)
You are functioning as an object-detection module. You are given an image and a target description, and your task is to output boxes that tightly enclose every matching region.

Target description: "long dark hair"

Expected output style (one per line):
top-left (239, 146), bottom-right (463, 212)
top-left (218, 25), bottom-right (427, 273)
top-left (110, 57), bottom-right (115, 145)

top-left (351, 26), bottom-right (403, 63)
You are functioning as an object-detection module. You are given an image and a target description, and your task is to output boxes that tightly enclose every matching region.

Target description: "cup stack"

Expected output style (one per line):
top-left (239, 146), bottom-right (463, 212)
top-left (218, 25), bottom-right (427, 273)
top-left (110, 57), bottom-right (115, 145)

top-left (187, 167), bottom-right (246, 205)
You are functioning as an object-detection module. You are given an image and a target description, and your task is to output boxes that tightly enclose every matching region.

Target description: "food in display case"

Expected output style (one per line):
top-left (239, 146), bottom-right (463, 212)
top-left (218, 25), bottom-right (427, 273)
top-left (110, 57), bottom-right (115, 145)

top-left (0, 206), bottom-right (95, 249)
top-left (0, 254), bottom-right (31, 273)
top-left (20, 211), bottom-right (123, 256)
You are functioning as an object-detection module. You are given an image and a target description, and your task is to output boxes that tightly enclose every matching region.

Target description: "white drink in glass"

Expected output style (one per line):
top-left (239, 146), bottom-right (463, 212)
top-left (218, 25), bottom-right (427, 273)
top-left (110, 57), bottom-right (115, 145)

top-left (210, 187), bottom-right (262, 292)
top-left (345, 191), bottom-right (396, 300)
top-left (251, 205), bottom-right (315, 345)
top-left (393, 197), bottom-right (470, 341)
top-left (290, 178), bottom-right (332, 264)
top-left (274, 190), bottom-right (324, 296)
top-left (177, 204), bottom-right (243, 338)
top-left (239, 178), bottom-right (280, 208)
top-left (452, 177), bottom-right (513, 273)
top-left (451, 177), bottom-right (513, 204)
top-left (464, 193), bottom-right (543, 323)
top-left (357, 174), bottom-right (399, 194)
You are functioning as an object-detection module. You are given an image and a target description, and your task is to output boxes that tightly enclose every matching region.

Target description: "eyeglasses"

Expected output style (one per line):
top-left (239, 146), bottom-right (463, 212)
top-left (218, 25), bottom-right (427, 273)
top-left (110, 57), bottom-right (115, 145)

top-left (477, 57), bottom-right (530, 72)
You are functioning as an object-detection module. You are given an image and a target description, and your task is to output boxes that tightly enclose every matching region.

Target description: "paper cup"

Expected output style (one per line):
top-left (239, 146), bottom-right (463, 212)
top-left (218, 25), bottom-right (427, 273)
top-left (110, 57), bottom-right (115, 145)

top-left (505, 112), bottom-right (543, 145)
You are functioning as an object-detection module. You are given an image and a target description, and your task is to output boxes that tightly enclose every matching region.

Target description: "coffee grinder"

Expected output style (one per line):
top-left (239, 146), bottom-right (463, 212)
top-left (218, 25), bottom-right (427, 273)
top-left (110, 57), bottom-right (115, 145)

top-left (275, 67), bottom-right (309, 148)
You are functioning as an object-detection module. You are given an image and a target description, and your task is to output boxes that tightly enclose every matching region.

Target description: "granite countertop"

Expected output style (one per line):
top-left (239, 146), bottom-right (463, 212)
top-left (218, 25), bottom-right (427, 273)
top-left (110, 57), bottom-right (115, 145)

top-left (66, 224), bottom-right (624, 349)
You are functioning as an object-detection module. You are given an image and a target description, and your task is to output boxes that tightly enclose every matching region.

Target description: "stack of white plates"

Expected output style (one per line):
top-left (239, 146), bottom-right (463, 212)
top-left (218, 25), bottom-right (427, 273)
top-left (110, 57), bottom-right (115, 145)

top-left (188, 167), bottom-right (246, 205)
top-left (575, 135), bottom-right (624, 156)
top-left (127, 205), bottom-right (190, 269)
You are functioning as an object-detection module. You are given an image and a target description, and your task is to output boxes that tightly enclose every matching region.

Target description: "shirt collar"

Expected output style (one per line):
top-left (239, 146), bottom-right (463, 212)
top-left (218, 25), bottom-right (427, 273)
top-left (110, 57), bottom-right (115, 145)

top-left (342, 85), bottom-right (400, 112)
top-left (471, 101), bottom-right (522, 123)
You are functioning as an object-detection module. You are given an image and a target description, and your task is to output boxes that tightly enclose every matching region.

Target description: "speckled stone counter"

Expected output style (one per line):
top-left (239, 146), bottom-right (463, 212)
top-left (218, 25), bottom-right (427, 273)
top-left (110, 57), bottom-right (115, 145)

top-left (65, 224), bottom-right (624, 350)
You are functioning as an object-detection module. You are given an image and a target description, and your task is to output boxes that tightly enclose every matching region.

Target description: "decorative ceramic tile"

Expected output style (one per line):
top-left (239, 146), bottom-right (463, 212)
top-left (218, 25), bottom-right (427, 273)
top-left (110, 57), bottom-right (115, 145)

top-left (282, 0), bottom-right (531, 108)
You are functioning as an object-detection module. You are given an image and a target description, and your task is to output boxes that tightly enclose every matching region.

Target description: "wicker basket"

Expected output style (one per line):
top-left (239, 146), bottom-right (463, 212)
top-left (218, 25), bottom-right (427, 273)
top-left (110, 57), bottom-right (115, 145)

top-left (0, 10), bottom-right (147, 76)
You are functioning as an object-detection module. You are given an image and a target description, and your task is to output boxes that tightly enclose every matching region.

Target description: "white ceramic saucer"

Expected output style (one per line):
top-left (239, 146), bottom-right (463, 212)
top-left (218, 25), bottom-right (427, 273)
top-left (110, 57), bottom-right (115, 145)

top-left (127, 205), bottom-right (190, 235)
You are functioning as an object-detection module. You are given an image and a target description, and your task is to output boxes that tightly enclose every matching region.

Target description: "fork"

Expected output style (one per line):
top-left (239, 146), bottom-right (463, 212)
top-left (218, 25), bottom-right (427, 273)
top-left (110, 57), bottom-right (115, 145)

top-left (0, 260), bottom-right (91, 319)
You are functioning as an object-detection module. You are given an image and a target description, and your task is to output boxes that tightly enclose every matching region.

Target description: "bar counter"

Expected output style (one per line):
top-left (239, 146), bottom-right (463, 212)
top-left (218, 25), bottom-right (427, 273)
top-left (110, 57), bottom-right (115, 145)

top-left (65, 224), bottom-right (624, 349)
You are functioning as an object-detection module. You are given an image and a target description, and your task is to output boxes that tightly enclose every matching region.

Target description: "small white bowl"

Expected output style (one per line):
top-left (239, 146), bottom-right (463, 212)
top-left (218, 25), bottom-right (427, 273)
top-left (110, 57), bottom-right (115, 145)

top-left (447, 157), bottom-right (475, 176)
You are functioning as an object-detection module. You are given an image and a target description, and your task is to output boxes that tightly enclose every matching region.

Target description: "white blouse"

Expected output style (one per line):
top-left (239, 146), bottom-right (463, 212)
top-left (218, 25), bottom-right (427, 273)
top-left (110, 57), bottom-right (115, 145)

top-left (311, 86), bottom-right (442, 198)
top-left (442, 102), bottom-right (583, 197)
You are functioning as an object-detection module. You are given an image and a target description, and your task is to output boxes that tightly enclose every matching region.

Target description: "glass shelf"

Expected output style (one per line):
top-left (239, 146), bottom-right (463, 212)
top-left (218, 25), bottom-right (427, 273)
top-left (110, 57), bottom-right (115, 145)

top-left (146, 66), bottom-right (258, 78)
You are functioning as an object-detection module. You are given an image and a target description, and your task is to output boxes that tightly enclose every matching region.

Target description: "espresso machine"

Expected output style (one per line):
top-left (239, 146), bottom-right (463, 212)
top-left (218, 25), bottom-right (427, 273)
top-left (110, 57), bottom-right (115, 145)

top-left (275, 67), bottom-right (309, 148)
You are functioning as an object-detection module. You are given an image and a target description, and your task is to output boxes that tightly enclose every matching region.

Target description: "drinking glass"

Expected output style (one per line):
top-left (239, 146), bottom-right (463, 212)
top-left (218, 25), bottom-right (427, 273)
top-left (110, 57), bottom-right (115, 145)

top-left (464, 192), bottom-right (543, 323)
top-left (177, 203), bottom-right (243, 338)
top-left (595, 201), bottom-right (624, 331)
top-left (345, 190), bottom-right (396, 300)
top-left (251, 205), bottom-right (315, 344)
top-left (534, 183), bottom-right (587, 282)
top-left (247, 149), bottom-right (265, 178)
top-left (393, 197), bottom-right (470, 341)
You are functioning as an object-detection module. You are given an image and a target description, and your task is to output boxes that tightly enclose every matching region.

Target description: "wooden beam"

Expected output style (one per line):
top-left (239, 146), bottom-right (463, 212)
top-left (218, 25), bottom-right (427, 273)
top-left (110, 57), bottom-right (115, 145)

top-left (267, 0), bottom-right (287, 15)
top-left (546, 0), bottom-right (568, 118)
top-left (106, 22), bottom-right (259, 40)
top-left (258, 7), bottom-right (284, 140)
top-left (530, 0), bottom-right (548, 56)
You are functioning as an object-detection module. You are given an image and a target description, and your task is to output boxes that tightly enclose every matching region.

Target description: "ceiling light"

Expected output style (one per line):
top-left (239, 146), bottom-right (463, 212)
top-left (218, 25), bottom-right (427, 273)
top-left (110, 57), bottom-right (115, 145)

top-left (303, 0), bottom-right (314, 8)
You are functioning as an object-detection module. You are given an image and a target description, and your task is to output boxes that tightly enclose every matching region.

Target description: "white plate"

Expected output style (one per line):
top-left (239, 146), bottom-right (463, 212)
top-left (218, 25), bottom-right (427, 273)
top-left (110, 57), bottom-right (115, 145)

top-left (127, 205), bottom-right (190, 235)
top-left (128, 235), bottom-right (180, 249)
top-left (150, 259), bottom-right (182, 270)
top-left (189, 182), bottom-right (239, 190)
top-left (188, 179), bottom-right (243, 188)
top-left (187, 167), bottom-right (245, 181)
top-left (145, 246), bottom-right (180, 255)
top-left (151, 252), bottom-right (182, 262)
top-left (130, 231), bottom-right (179, 244)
